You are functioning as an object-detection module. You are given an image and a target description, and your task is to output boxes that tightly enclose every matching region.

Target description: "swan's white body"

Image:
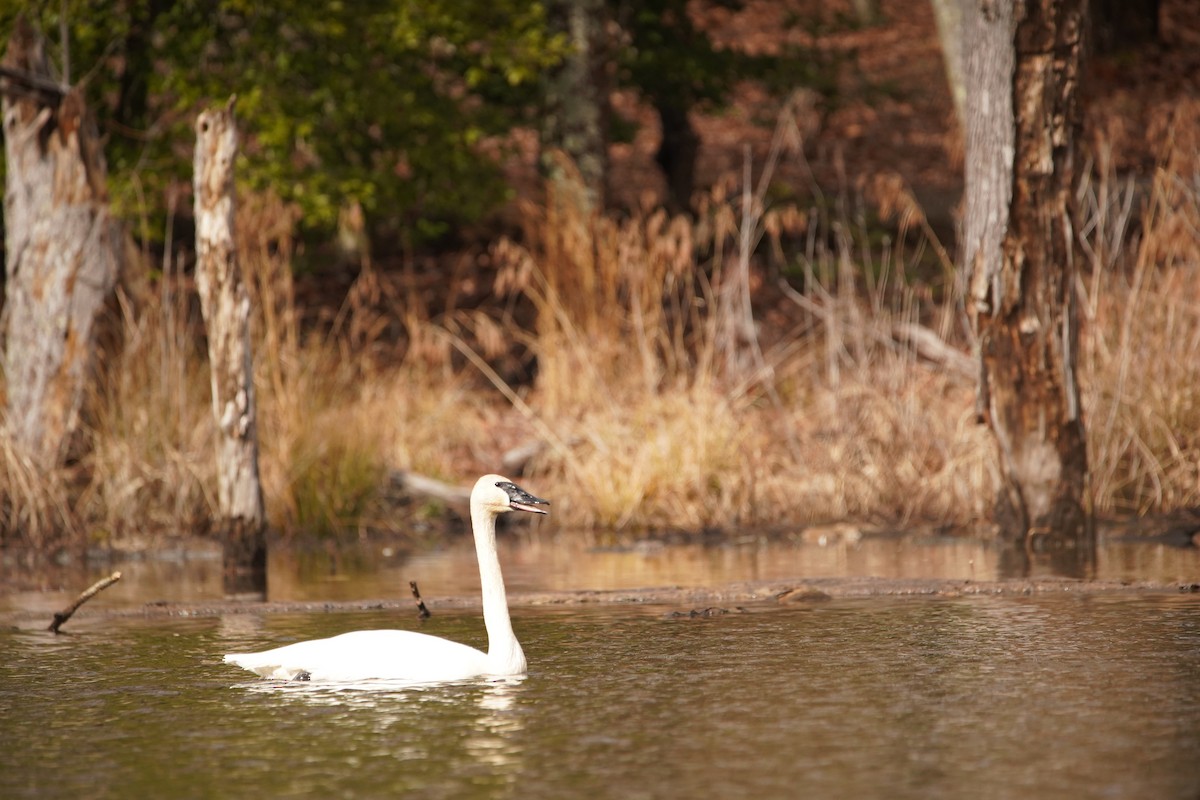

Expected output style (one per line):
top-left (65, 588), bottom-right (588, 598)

top-left (223, 474), bottom-right (547, 683)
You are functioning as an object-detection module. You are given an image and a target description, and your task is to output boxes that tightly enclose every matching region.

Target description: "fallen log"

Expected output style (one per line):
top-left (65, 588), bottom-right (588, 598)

top-left (389, 470), bottom-right (471, 506)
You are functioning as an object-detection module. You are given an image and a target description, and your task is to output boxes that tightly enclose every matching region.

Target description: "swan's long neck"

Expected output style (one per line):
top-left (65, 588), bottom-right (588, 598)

top-left (471, 502), bottom-right (526, 674)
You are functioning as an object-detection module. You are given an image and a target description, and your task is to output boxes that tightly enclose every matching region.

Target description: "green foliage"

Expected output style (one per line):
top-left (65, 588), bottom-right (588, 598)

top-left (1, 0), bottom-right (566, 239)
top-left (0, 0), bottom-right (837, 246)
top-left (615, 0), bottom-right (740, 112)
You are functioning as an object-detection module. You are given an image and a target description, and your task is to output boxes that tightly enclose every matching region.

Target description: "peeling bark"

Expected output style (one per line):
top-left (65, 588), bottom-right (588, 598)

top-left (964, 0), bottom-right (1090, 548)
top-left (1, 18), bottom-right (119, 471)
top-left (193, 98), bottom-right (266, 591)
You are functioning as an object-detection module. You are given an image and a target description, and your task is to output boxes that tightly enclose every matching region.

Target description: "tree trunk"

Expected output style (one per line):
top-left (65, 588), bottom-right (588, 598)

top-left (541, 0), bottom-right (609, 213)
top-left (1, 18), bottom-right (120, 472)
top-left (193, 98), bottom-right (266, 594)
top-left (963, 0), bottom-right (1090, 549)
top-left (929, 0), bottom-right (966, 130)
top-left (655, 101), bottom-right (699, 212)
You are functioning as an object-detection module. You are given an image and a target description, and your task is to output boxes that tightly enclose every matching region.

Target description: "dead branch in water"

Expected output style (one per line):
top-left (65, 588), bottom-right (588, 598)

top-left (49, 571), bottom-right (122, 633)
top-left (409, 580), bottom-right (431, 619)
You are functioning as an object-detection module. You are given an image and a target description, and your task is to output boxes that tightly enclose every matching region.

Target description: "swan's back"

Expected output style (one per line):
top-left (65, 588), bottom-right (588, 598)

top-left (223, 629), bottom-right (491, 683)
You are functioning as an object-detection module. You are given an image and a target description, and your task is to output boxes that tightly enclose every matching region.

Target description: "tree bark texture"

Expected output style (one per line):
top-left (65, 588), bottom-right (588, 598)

top-left (964, 0), bottom-right (1090, 545)
top-left (1, 18), bottom-right (120, 471)
top-left (542, 0), bottom-right (609, 212)
top-left (193, 98), bottom-right (266, 584)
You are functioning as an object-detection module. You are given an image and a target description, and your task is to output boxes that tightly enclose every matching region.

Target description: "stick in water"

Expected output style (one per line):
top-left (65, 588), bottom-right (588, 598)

top-left (49, 571), bottom-right (122, 633)
top-left (409, 580), bottom-right (431, 619)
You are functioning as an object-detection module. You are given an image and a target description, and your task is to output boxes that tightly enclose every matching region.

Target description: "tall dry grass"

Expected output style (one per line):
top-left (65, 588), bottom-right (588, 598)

top-left (1081, 150), bottom-right (1200, 515)
top-left (486, 161), bottom-right (994, 532)
top-left (2, 147), bottom-right (1198, 548)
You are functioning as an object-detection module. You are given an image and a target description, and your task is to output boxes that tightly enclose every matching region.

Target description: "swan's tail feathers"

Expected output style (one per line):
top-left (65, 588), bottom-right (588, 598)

top-left (224, 653), bottom-right (302, 681)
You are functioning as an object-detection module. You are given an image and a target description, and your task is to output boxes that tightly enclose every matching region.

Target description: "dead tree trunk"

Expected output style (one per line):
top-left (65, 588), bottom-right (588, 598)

top-left (1, 18), bottom-right (120, 471)
top-left (963, 0), bottom-right (1090, 549)
top-left (193, 98), bottom-right (266, 593)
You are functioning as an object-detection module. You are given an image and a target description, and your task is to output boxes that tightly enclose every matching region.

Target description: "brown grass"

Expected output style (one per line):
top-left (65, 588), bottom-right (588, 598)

top-left (2, 151), bottom-right (1198, 548)
top-left (1081, 146), bottom-right (1200, 515)
top-left (480, 160), bottom-right (994, 531)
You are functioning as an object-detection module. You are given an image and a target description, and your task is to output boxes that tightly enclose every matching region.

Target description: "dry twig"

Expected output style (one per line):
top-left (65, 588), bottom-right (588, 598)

top-left (49, 571), bottom-right (122, 633)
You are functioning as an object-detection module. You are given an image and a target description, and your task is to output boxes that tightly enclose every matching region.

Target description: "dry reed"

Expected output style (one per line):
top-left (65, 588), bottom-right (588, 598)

top-left (1, 147), bottom-right (1198, 547)
top-left (1081, 147), bottom-right (1200, 515)
top-left (484, 158), bottom-right (995, 532)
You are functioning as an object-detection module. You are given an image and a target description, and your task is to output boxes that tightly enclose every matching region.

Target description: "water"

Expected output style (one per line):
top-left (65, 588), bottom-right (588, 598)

top-left (3, 594), bottom-right (1199, 799)
top-left (5, 533), bottom-right (1199, 613)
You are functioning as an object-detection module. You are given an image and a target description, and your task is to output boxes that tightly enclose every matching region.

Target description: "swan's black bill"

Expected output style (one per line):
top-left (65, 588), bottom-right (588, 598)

top-left (497, 481), bottom-right (550, 515)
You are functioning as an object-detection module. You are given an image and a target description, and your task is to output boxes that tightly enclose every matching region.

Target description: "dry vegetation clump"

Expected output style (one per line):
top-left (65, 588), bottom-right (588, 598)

top-left (484, 169), bottom-right (995, 531)
top-left (1082, 149), bottom-right (1200, 516)
top-left (82, 288), bottom-right (215, 541)
top-left (0, 437), bottom-right (77, 549)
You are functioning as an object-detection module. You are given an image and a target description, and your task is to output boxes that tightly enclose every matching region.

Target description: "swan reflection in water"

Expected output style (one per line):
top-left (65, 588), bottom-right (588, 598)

top-left (231, 674), bottom-right (529, 775)
top-left (231, 673), bottom-right (527, 706)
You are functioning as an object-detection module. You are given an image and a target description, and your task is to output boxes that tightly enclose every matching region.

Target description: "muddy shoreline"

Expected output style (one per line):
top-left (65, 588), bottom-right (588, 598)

top-left (5, 575), bottom-right (1197, 628)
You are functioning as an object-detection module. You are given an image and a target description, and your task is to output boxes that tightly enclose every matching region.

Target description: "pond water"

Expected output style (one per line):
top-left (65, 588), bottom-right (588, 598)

top-left (4, 532), bottom-right (1199, 614)
top-left (3, 594), bottom-right (1199, 799)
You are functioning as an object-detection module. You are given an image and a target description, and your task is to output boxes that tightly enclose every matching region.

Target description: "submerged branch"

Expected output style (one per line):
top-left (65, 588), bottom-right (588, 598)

top-left (409, 580), bottom-right (432, 619)
top-left (49, 571), bottom-right (122, 633)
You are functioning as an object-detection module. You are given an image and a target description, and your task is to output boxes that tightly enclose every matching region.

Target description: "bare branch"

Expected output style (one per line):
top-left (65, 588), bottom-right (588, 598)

top-left (0, 64), bottom-right (68, 100)
top-left (49, 571), bottom-right (122, 633)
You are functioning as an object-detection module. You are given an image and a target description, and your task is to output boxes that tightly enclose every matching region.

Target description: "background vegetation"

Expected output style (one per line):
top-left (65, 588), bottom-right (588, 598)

top-left (1, 0), bottom-right (1197, 550)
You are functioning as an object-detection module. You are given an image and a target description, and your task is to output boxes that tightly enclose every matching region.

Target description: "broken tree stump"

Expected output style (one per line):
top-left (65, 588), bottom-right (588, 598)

top-left (193, 97), bottom-right (267, 594)
top-left (1, 17), bottom-right (120, 470)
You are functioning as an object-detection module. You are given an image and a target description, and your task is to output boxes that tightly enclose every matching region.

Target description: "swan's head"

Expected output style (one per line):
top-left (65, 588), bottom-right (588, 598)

top-left (473, 474), bottom-right (550, 516)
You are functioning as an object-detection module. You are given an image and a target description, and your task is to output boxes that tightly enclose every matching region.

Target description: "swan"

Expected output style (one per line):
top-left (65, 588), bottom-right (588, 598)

top-left (223, 474), bottom-right (548, 683)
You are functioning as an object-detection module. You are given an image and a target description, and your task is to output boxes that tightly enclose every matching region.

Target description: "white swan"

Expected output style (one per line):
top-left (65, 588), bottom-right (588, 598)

top-left (223, 474), bottom-right (548, 683)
